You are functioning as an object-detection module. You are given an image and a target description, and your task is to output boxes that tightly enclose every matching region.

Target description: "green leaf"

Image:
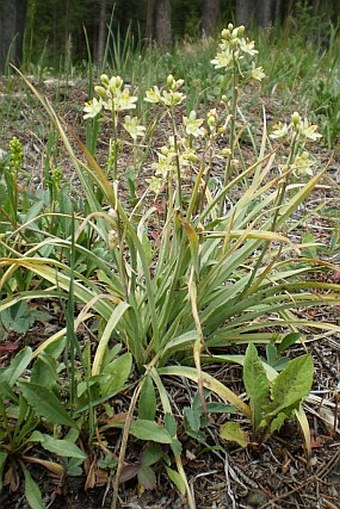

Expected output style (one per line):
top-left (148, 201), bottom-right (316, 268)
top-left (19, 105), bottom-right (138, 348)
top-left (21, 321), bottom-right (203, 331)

top-left (0, 379), bottom-right (19, 403)
top-left (243, 344), bottom-right (270, 430)
top-left (140, 444), bottom-right (163, 467)
top-left (31, 354), bottom-right (58, 391)
top-left (138, 375), bottom-right (156, 421)
top-left (165, 466), bottom-right (186, 495)
top-left (23, 200), bottom-right (44, 223)
top-left (0, 452), bottom-right (7, 470)
top-left (265, 343), bottom-right (278, 367)
top-left (268, 411), bottom-right (289, 434)
top-left (277, 332), bottom-right (302, 354)
top-left (206, 402), bottom-right (237, 414)
top-left (164, 413), bottom-right (177, 438)
top-left (77, 375), bottom-right (105, 398)
top-left (220, 421), bottom-right (250, 448)
top-left (23, 467), bottom-right (46, 509)
top-left (129, 420), bottom-right (173, 444)
top-left (170, 438), bottom-right (182, 456)
top-left (0, 452), bottom-right (8, 491)
top-left (19, 382), bottom-right (78, 429)
top-left (43, 436), bottom-right (86, 459)
top-left (137, 465), bottom-right (156, 490)
top-left (29, 430), bottom-right (45, 442)
top-left (65, 458), bottom-right (83, 476)
top-left (0, 301), bottom-right (34, 333)
top-left (267, 354), bottom-right (314, 417)
top-left (0, 347), bottom-right (32, 387)
top-left (183, 407), bottom-right (201, 433)
top-left (101, 352), bottom-right (132, 397)
top-left (31, 433), bottom-right (86, 459)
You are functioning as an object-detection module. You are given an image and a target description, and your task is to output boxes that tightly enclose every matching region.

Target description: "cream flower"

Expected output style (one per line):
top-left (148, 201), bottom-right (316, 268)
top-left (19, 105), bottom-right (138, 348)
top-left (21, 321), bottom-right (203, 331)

top-left (83, 97), bottom-right (102, 119)
top-left (123, 116), bottom-right (146, 141)
top-left (144, 86), bottom-right (162, 104)
top-left (183, 110), bottom-right (205, 137)
top-left (250, 65), bottom-right (266, 82)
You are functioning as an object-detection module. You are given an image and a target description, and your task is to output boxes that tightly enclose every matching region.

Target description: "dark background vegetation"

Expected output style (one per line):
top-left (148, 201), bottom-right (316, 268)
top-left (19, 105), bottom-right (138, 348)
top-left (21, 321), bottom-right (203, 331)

top-left (0, 0), bottom-right (339, 72)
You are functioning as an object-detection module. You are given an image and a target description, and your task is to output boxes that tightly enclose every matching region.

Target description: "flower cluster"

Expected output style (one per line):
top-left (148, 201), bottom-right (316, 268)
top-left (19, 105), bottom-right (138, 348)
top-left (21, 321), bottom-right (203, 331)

top-left (270, 112), bottom-right (322, 143)
top-left (9, 136), bottom-right (24, 174)
top-left (83, 74), bottom-right (138, 119)
top-left (211, 23), bottom-right (265, 82)
top-left (146, 135), bottom-right (199, 193)
top-left (271, 112), bottom-right (322, 178)
top-left (84, 75), bottom-right (146, 145)
top-left (145, 74), bottom-right (186, 107)
top-left (291, 151), bottom-right (314, 177)
top-left (145, 103), bottom-right (234, 194)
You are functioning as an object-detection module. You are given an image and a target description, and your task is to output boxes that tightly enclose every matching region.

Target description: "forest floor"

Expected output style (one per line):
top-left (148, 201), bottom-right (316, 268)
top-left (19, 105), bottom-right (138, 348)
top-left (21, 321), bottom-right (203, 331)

top-left (0, 76), bottom-right (339, 509)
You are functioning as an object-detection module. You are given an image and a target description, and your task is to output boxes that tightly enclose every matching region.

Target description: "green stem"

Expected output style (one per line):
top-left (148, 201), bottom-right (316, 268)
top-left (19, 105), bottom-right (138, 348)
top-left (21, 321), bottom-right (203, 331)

top-left (112, 109), bottom-right (119, 182)
top-left (220, 56), bottom-right (238, 215)
top-left (170, 107), bottom-right (182, 209)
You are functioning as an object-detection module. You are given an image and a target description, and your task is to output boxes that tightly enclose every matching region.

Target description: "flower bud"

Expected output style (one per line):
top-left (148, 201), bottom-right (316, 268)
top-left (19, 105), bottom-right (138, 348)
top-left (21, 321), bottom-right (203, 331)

top-left (220, 148), bottom-right (231, 157)
top-left (94, 85), bottom-right (107, 99)
top-left (291, 111), bottom-right (301, 127)
top-left (236, 25), bottom-right (245, 37)
top-left (167, 74), bottom-right (175, 89)
top-left (100, 74), bottom-right (109, 85)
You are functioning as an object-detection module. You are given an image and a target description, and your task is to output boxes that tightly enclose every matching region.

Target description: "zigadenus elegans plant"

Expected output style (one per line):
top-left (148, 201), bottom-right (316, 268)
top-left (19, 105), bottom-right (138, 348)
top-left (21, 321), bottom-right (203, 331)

top-left (1, 25), bottom-right (340, 509)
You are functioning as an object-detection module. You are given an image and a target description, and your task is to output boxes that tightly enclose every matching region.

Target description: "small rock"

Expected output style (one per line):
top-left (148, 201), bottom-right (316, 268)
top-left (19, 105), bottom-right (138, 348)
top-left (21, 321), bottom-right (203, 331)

top-left (243, 489), bottom-right (269, 507)
top-left (0, 148), bottom-right (8, 159)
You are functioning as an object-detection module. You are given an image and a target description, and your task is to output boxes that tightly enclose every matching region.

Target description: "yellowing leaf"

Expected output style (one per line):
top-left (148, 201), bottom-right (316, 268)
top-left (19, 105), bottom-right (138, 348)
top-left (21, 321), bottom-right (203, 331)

top-left (220, 422), bottom-right (249, 448)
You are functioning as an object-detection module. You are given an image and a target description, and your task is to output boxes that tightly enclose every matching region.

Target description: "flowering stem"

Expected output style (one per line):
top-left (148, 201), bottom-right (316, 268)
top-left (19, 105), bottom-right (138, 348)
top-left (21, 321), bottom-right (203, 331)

top-left (220, 58), bottom-right (238, 214)
top-left (170, 108), bottom-right (183, 209)
top-left (271, 132), bottom-right (299, 230)
top-left (111, 109), bottom-right (119, 182)
top-left (200, 142), bottom-right (213, 215)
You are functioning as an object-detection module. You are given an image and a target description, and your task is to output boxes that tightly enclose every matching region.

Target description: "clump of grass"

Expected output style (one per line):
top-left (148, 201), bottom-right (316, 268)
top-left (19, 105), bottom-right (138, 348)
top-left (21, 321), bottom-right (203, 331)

top-left (0, 23), bottom-right (339, 509)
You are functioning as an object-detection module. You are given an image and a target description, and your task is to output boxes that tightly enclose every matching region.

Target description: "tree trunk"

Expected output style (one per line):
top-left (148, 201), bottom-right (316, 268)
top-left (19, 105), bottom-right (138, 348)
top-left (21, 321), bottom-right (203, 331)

top-left (202, 0), bottom-right (220, 36)
top-left (96, 0), bottom-right (107, 64)
top-left (257, 0), bottom-right (275, 27)
top-left (235, 0), bottom-right (254, 27)
top-left (155, 0), bottom-right (172, 49)
top-left (274, 0), bottom-right (283, 25)
top-left (0, 0), bottom-right (28, 72)
top-left (146, 0), bottom-right (157, 44)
